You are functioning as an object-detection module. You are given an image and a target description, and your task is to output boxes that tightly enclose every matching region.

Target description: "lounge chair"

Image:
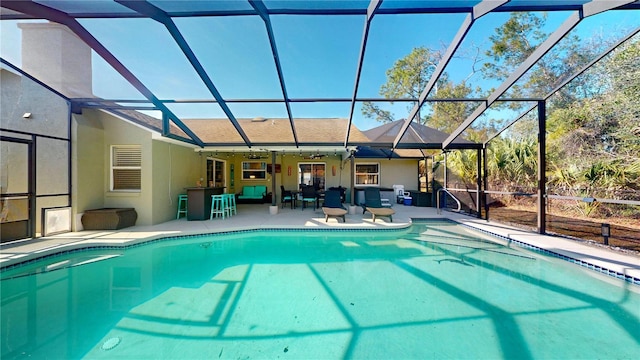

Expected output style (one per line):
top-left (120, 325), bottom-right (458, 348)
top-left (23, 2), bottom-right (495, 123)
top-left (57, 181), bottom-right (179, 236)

top-left (322, 189), bottom-right (348, 222)
top-left (361, 187), bottom-right (395, 222)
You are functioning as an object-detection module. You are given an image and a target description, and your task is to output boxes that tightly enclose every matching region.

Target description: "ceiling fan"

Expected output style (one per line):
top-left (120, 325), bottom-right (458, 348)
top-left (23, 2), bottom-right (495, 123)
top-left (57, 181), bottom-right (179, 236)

top-left (304, 151), bottom-right (326, 160)
top-left (247, 152), bottom-right (267, 159)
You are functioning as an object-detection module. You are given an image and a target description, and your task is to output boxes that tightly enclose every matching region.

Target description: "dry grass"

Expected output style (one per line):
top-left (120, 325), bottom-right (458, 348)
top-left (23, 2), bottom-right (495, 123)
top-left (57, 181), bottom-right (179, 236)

top-left (487, 206), bottom-right (640, 253)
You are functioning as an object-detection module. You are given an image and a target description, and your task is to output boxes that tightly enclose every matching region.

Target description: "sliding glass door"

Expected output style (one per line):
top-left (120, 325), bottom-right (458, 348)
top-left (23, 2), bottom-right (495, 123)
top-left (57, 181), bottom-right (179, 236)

top-left (298, 163), bottom-right (325, 190)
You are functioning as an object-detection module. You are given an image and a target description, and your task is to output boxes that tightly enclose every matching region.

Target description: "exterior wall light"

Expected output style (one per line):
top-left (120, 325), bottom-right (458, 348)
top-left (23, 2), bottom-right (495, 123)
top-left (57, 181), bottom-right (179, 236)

top-left (23, 112), bottom-right (32, 118)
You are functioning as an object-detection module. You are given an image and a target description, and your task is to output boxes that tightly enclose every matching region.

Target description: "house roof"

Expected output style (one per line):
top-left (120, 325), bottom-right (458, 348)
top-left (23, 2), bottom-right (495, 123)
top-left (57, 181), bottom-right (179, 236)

top-left (101, 110), bottom-right (467, 158)
top-left (102, 109), bottom-right (461, 158)
top-left (355, 120), bottom-right (478, 158)
top-left (363, 119), bottom-right (475, 148)
top-left (182, 117), bottom-right (371, 146)
top-left (107, 108), bottom-right (190, 139)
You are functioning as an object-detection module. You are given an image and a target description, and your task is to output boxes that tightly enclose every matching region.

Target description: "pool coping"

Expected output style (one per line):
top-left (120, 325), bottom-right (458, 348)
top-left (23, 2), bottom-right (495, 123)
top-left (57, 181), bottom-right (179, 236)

top-left (1, 224), bottom-right (414, 272)
top-left (445, 215), bottom-right (640, 286)
top-left (450, 221), bottom-right (640, 286)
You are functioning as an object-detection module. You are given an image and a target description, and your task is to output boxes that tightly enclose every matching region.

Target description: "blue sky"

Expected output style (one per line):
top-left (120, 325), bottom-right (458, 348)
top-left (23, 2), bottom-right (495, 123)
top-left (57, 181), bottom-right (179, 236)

top-left (2, 7), bottom-right (639, 131)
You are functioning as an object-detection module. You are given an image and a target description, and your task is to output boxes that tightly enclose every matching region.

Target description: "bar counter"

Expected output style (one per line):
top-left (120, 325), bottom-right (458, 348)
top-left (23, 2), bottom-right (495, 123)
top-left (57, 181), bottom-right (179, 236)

top-left (185, 187), bottom-right (225, 220)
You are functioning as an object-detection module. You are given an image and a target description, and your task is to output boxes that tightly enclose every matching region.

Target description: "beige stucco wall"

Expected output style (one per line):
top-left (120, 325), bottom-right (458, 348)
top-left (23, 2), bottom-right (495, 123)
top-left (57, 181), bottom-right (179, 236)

top-left (151, 141), bottom-right (200, 223)
top-left (358, 158), bottom-right (420, 190)
top-left (73, 109), bottom-right (201, 227)
top-left (101, 111), bottom-right (153, 225)
top-left (71, 111), bottom-right (104, 229)
top-left (0, 69), bottom-right (70, 139)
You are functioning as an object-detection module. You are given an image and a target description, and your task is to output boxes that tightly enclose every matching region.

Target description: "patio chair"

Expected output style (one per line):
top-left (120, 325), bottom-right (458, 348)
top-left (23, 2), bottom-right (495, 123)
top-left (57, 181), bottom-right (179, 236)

top-left (328, 186), bottom-right (346, 203)
top-left (322, 189), bottom-right (348, 222)
top-left (361, 187), bottom-right (395, 222)
top-left (300, 185), bottom-right (317, 211)
top-left (280, 185), bottom-right (295, 209)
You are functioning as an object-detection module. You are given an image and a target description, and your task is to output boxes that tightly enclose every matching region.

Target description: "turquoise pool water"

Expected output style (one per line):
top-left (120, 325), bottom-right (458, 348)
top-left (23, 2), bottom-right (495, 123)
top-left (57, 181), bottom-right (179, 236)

top-left (1, 220), bottom-right (639, 359)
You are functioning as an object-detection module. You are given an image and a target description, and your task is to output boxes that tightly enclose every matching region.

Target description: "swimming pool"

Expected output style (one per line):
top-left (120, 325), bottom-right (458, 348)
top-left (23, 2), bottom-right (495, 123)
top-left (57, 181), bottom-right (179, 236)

top-left (1, 220), bottom-right (639, 359)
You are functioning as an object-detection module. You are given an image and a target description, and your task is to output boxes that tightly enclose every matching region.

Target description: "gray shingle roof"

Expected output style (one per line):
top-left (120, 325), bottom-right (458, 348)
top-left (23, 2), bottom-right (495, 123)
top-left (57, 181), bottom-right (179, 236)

top-left (363, 119), bottom-right (473, 146)
top-left (182, 117), bottom-right (370, 144)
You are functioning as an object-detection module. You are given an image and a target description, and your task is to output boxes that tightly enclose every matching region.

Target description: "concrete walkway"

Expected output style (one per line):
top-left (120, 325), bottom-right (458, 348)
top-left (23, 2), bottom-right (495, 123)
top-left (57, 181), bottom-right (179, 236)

top-left (1, 203), bottom-right (638, 284)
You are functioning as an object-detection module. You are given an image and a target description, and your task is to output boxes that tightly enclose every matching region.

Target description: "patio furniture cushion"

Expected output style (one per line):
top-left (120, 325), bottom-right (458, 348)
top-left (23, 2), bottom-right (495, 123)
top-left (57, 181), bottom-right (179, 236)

top-left (366, 207), bottom-right (395, 222)
top-left (254, 185), bottom-right (267, 197)
top-left (300, 185), bottom-right (317, 210)
top-left (280, 185), bottom-right (295, 209)
top-left (322, 207), bottom-right (348, 222)
top-left (238, 185), bottom-right (267, 200)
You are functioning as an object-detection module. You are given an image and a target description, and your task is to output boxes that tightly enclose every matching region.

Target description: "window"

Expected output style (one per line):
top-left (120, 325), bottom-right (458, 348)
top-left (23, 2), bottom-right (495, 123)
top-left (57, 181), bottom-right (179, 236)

top-left (355, 163), bottom-right (379, 186)
top-left (111, 145), bottom-right (141, 191)
top-left (242, 161), bottom-right (266, 180)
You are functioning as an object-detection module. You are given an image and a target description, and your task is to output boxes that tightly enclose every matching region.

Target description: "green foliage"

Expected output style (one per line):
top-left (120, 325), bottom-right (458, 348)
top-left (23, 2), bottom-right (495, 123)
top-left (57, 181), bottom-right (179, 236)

top-left (478, 15), bottom-right (640, 220)
top-left (361, 102), bottom-right (394, 123)
top-left (380, 46), bottom-right (435, 100)
top-left (482, 12), bottom-right (614, 109)
top-left (369, 13), bottom-right (639, 222)
top-left (446, 150), bottom-right (479, 186)
top-left (361, 47), bottom-right (480, 135)
top-left (610, 39), bottom-right (640, 97)
top-left (483, 12), bottom-right (548, 83)
top-left (486, 137), bottom-right (537, 192)
top-left (426, 76), bottom-right (477, 133)
top-left (361, 47), bottom-right (439, 124)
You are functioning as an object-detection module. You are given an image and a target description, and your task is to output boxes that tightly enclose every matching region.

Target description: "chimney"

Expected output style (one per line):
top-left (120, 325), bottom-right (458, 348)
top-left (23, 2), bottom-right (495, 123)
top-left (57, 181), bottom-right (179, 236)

top-left (18, 22), bottom-right (92, 97)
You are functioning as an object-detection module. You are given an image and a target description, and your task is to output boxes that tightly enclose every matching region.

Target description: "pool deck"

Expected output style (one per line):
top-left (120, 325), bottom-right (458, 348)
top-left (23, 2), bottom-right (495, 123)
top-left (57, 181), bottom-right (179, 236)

top-left (1, 204), bottom-right (639, 283)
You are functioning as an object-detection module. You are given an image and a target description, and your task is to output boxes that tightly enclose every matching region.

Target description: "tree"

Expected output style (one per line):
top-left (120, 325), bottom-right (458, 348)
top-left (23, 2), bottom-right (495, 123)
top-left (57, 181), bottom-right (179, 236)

top-left (483, 12), bottom-right (548, 84)
top-left (482, 12), bottom-right (613, 110)
top-left (484, 13), bottom-right (639, 219)
top-left (426, 75), bottom-right (478, 133)
top-left (362, 46), bottom-right (481, 135)
top-left (362, 46), bottom-right (439, 124)
top-left (548, 39), bottom-right (640, 199)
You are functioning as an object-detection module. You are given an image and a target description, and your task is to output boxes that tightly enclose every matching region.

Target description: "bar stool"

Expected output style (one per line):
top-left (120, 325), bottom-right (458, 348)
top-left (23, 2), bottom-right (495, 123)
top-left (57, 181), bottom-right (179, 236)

top-left (176, 194), bottom-right (188, 219)
top-left (225, 193), bottom-right (237, 216)
top-left (210, 194), bottom-right (227, 220)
